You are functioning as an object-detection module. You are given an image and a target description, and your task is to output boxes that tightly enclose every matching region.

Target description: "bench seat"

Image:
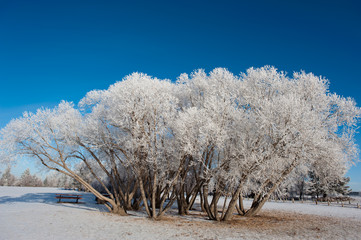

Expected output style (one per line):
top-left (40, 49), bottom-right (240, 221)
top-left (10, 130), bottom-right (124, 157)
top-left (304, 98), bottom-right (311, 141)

top-left (56, 194), bottom-right (83, 203)
top-left (55, 196), bottom-right (83, 199)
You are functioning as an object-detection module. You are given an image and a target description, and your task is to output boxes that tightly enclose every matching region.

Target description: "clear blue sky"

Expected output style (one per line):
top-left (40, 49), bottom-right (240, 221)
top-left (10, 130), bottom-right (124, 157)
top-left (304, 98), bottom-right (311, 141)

top-left (0, 0), bottom-right (360, 190)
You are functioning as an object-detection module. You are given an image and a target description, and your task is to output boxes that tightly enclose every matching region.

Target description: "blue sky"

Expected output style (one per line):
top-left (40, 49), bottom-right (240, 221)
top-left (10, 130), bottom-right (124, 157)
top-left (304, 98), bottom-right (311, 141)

top-left (0, 0), bottom-right (360, 190)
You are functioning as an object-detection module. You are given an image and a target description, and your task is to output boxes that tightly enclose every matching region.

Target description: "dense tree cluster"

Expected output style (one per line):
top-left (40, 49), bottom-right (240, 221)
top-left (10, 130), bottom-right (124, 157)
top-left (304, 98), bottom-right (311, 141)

top-left (0, 66), bottom-right (359, 220)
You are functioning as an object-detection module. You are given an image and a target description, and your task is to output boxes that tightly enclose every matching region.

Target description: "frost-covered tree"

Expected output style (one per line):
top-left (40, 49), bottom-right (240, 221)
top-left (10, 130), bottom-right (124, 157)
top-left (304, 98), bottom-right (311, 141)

top-left (0, 166), bottom-right (17, 186)
top-left (174, 66), bottom-right (360, 220)
top-left (281, 167), bottom-right (309, 200)
top-left (18, 168), bottom-right (32, 187)
top-left (0, 66), bottom-right (359, 221)
top-left (74, 100), bottom-right (142, 213)
top-left (174, 68), bottom-right (244, 219)
top-left (232, 67), bottom-right (359, 218)
top-left (17, 168), bottom-right (43, 187)
top-left (43, 171), bottom-right (71, 188)
top-left (308, 170), bottom-right (351, 199)
top-left (0, 101), bottom-right (128, 215)
top-left (331, 176), bottom-right (351, 196)
top-left (80, 73), bottom-right (183, 219)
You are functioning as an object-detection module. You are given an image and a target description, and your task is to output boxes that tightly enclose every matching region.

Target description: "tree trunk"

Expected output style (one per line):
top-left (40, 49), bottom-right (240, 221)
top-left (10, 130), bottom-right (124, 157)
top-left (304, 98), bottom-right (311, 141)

top-left (199, 190), bottom-right (206, 212)
top-left (151, 172), bottom-right (157, 219)
top-left (110, 203), bottom-right (128, 216)
top-left (131, 195), bottom-right (142, 211)
top-left (155, 186), bottom-right (162, 209)
top-left (202, 184), bottom-right (215, 219)
top-left (244, 158), bottom-right (300, 217)
top-left (211, 192), bottom-right (221, 221)
top-left (222, 184), bottom-right (243, 221)
top-left (244, 197), bottom-right (268, 217)
top-left (177, 184), bottom-right (187, 215)
top-left (138, 176), bottom-right (152, 217)
top-left (186, 186), bottom-right (200, 212)
top-left (236, 194), bottom-right (245, 215)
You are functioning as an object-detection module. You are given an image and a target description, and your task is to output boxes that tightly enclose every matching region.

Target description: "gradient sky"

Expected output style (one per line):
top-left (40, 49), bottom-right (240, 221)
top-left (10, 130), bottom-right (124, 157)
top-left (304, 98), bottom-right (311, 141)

top-left (1, 0), bottom-right (360, 190)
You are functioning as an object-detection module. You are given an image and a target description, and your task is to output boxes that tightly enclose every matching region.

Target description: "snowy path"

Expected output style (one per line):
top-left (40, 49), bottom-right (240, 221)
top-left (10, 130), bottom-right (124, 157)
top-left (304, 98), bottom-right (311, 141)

top-left (1, 187), bottom-right (361, 240)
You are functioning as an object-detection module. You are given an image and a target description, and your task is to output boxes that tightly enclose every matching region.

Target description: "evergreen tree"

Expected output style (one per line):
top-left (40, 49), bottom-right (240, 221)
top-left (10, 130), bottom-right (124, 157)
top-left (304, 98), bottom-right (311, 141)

top-left (18, 169), bottom-right (33, 187)
top-left (330, 177), bottom-right (351, 196)
top-left (18, 168), bottom-right (43, 187)
top-left (308, 171), bottom-right (328, 199)
top-left (0, 166), bottom-right (16, 186)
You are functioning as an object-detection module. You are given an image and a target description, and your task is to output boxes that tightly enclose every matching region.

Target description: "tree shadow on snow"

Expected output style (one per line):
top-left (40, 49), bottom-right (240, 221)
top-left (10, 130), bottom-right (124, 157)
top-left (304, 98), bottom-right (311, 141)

top-left (0, 191), bottom-right (108, 213)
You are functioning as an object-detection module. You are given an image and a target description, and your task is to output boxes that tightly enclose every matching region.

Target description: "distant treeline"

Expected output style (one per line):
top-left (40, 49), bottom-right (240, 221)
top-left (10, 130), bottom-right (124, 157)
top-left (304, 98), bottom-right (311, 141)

top-left (0, 166), bottom-right (79, 188)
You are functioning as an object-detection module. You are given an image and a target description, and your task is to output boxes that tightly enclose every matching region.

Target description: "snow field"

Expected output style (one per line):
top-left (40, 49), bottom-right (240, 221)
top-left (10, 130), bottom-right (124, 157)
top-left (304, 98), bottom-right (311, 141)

top-left (1, 187), bottom-right (361, 240)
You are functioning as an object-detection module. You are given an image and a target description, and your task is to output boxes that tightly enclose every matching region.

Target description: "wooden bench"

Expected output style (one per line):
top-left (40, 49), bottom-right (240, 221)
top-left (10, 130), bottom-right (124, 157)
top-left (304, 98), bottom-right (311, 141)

top-left (55, 194), bottom-right (83, 203)
top-left (95, 194), bottom-right (111, 204)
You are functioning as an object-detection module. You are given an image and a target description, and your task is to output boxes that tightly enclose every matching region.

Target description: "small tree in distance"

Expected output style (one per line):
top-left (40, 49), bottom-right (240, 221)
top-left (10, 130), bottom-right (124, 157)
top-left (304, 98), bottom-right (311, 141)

top-left (17, 168), bottom-right (43, 187)
top-left (0, 166), bottom-right (17, 186)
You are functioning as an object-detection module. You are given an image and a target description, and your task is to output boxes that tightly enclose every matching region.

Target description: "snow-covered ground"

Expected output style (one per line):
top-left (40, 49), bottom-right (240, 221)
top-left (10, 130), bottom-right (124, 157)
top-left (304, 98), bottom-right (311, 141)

top-left (237, 197), bottom-right (361, 221)
top-left (1, 187), bottom-right (361, 240)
